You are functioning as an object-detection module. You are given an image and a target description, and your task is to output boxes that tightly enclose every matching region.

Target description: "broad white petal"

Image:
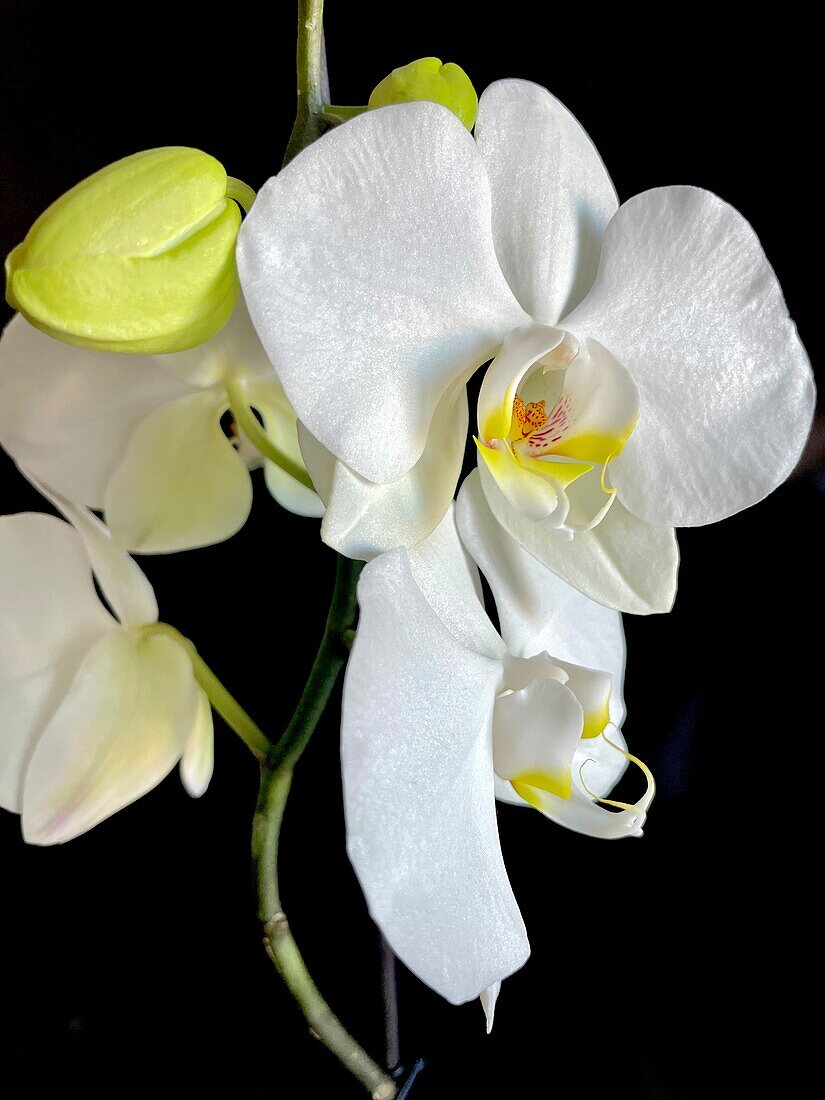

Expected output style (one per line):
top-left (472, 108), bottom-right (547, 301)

top-left (0, 514), bottom-right (113, 812)
top-left (457, 470), bottom-right (626, 725)
top-left (22, 630), bottom-right (200, 844)
top-left (343, 550), bottom-right (527, 1003)
top-left (407, 505), bottom-right (506, 660)
top-left (0, 314), bottom-right (190, 506)
top-left (26, 475), bottom-right (158, 628)
top-left (299, 381), bottom-right (469, 559)
top-left (238, 102), bottom-right (528, 484)
top-left (564, 187), bottom-right (815, 526)
top-left (245, 380), bottom-right (324, 518)
top-left (475, 80), bottom-right (618, 324)
top-left (478, 463), bottom-right (678, 615)
top-left (493, 679), bottom-right (584, 800)
top-left (179, 688), bottom-right (214, 798)
top-left (104, 390), bottom-right (252, 553)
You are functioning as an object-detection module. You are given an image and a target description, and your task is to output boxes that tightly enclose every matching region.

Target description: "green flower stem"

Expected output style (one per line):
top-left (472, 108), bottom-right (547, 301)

top-left (226, 177), bottom-right (257, 213)
top-left (225, 377), bottom-right (315, 492)
top-left (283, 0), bottom-right (328, 166)
top-left (252, 556), bottom-right (395, 1099)
top-left (140, 623), bottom-right (272, 762)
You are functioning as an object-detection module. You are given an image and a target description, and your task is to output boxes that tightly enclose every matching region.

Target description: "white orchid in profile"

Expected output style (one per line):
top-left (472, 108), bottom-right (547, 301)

top-left (0, 298), bottom-right (322, 555)
top-left (0, 490), bottom-right (213, 844)
top-left (342, 475), bottom-right (652, 1021)
top-left (238, 79), bottom-right (814, 613)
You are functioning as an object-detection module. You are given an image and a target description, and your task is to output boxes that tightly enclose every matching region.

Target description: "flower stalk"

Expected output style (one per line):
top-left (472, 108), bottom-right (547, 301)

top-left (252, 555), bottom-right (397, 1098)
top-left (283, 0), bottom-right (328, 166)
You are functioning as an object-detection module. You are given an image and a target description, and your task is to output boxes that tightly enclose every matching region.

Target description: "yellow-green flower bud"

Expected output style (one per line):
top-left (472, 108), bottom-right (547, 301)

top-left (5, 148), bottom-right (248, 354)
top-left (368, 57), bottom-right (478, 130)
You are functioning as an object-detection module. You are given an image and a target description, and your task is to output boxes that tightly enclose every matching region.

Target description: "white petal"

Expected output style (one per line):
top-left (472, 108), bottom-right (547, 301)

top-left (457, 470), bottom-right (626, 724)
top-left (564, 186), bottom-right (816, 526)
top-left (22, 630), bottom-right (199, 844)
top-left (343, 550), bottom-right (527, 1003)
top-left (477, 463), bottom-right (678, 615)
top-left (0, 314), bottom-right (190, 507)
top-left (104, 390), bottom-right (252, 553)
top-left (480, 981), bottom-right (501, 1034)
top-left (475, 80), bottom-right (618, 324)
top-left (0, 513), bottom-right (114, 812)
top-left (245, 380), bottom-right (324, 518)
top-left (179, 688), bottom-right (214, 798)
top-left (299, 380), bottom-right (469, 559)
top-left (238, 101), bottom-right (528, 484)
top-left (407, 505), bottom-right (506, 661)
top-left (493, 679), bottom-right (583, 800)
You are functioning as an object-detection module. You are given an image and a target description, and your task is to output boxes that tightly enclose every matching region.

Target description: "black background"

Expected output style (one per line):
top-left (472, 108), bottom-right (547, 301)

top-left (1, 3), bottom-right (822, 1097)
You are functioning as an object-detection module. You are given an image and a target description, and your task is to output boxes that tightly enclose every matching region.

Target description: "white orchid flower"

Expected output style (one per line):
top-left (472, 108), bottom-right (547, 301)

top-left (238, 79), bottom-right (814, 613)
top-left (0, 298), bottom-right (322, 554)
top-left (0, 491), bottom-right (213, 844)
top-left (342, 479), bottom-right (652, 1020)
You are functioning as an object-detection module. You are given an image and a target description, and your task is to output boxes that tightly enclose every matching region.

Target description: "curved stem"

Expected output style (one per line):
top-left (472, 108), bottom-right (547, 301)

top-left (141, 622), bottom-right (271, 761)
top-left (225, 377), bottom-right (315, 492)
top-left (252, 557), bottom-right (395, 1098)
top-left (283, 0), bottom-right (327, 166)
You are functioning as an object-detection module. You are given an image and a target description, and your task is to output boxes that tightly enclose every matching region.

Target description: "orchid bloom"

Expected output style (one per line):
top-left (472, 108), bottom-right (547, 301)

top-left (0, 298), bottom-right (322, 554)
top-left (343, 474), bottom-right (652, 1018)
top-left (238, 79), bottom-right (814, 613)
top-left (0, 490), bottom-right (213, 844)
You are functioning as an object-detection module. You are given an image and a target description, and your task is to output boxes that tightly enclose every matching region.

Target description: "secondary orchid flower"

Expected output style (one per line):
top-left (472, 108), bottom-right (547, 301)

top-left (0, 492), bottom-right (213, 844)
top-left (238, 79), bottom-right (814, 613)
top-left (0, 298), bottom-right (322, 554)
top-left (342, 481), bottom-right (652, 1019)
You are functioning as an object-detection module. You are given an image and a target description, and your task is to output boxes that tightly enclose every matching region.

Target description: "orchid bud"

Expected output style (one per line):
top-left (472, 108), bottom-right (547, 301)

top-left (5, 147), bottom-right (250, 354)
top-left (368, 57), bottom-right (478, 130)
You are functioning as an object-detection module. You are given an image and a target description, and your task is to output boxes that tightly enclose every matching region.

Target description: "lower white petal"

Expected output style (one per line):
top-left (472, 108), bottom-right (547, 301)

top-left (104, 390), bottom-right (252, 553)
top-left (22, 631), bottom-right (200, 844)
top-left (298, 381), bottom-right (469, 560)
top-left (477, 463), bottom-right (678, 615)
top-left (343, 550), bottom-right (528, 1004)
top-left (494, 679), bottom-right (584, 800)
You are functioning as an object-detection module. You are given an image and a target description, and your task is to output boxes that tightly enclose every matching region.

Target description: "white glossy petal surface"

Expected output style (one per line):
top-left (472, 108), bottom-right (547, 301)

top-left (0, 315), bottom-right (189, 506)
top-left (0, 514), bottom-right (114, 812)
top-left (457, 470), bottom-right (626, 722)
top-left (104, 390), bottom-right (252, 553)
top-left (298, 382), bottom-right (468, 558)
top-left (342, 550), bottom-right (528, 1003)
top-left (476, 80), bottom-right (618, 323)
top-left (564, 187), bottom-right (815, 526)
top-left (22, 631), bottom-right (200, 844)
top-left (238, 102), bottom-right (528, 483)
top-left (478, 464), bottom-right (678, 615)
